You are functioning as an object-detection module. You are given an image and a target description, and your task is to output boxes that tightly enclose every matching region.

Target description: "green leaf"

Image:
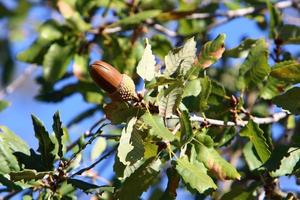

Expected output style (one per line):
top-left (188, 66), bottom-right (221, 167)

top-left (195, 143), bottom-right (241, 180)
top-left (239, 39), bottom-right (270, 89)
top-left (52, 111), bottom-right (64, 158)
top-left (176, 156), bottom-right (217, 193)
top-left (220, 183), bottom-right (258, 200)
top-left (146, 77), bottom-right (177, 89)
top-left (0, 142), bottom-right (20, 174)
top-left (243, 142), bottom-right (262, 171)
top-left (113, 155), bottom-right (144, 180)
top-left (225, 38), bottom-right (257, 58)
top-left (273, 87), bottom-right (300, 115)
top-left (0, 174), bottom-right (23, 191)
top-left (240, 120), bottom-right (271, 163)
top-left (90, 137), bottom-right (107, 162)
top-left (43, 43), bottom-right (73, 83)
top-left (112, 10), bottom-right (161, 27)
top-left (159, 87), bottom-right (183, 118)
top-left (197, 34), bottom-right (226, 69)
top-left (151, 35), bottom-right (172, 59)
top-left (199, 76), bottom-right (212, 111)
top-left (180, 111), bottom-right (193, 145)
top-left (67, 178), bottom-right (114, 194)
top-left (0, 126), bottom-right (29, 154)
top-left (260, 76), bottom-right (289, 100)
top-left (278, 24), bottom-right (300, 44)
top-left (215, 127), bottom-right (236, 147)
top-left (9, 169), bottom-right (49, 181)
top-left (270, 147), bottom-right (300, 177)
top-left (137, 38), bottom-right (156, 81)
top-left (117, 118), bottom-right (144, 165)
top-left (164, 37), bottom-right (196, 76)
top-left (31, 115), bottom-right (55, 170)
top-left (266, 0), bottom-right (282, 39)
top-left (141, 112), bottom-right (176, 141)
top-left (39, 20), bottom-right (63, 42)
top-left (182, 78), bottom-right (201, 98)
top-left (17, 38), bottom-right (51, 64)
top-left (0, 100), bottom-right (9, 112)
top-left (116, 158), bottom-right (161, 200)
top-left (104, 101), bottom-right (143, 124)
top-left (270, 60), bottom-right (300, 83)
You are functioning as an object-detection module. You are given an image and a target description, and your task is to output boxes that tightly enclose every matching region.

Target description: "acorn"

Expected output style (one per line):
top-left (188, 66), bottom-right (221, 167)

top-left (89, 61), bottom-right (138, 101)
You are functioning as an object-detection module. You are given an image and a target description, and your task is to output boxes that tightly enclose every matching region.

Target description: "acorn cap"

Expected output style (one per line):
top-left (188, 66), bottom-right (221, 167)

top-left (109, 74), bottom-right (138, 101)
top-left (90, 61), bottom-right (122, 94)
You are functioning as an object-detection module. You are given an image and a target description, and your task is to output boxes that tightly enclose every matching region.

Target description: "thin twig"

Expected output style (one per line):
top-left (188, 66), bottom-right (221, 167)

top-left (189, 111), bottom-right (288, 127)
top-left (0, 64), bottom-right (36, 99)
top-left (70, 146), bottom-right (117, 177)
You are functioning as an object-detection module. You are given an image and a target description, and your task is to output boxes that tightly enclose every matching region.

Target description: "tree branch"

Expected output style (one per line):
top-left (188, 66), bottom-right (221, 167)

top-left (189, 111), bottom-right (289, 127)
top-left (70, 146), bottom-right (117, 178)
top-left (0, 64), bottom-right (36, 99)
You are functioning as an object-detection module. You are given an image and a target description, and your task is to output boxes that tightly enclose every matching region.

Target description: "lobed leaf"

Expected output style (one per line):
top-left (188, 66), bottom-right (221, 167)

top-left (52, 111), bottom-right (64, 158)
top-left (164, 37), bottom-right (196, 76)
top-left (159, 87), bottom-right (183, 118)
top-left (137, 38), bottom-right (157, 81)
top-left (31, 115), bottom-right (55, 170)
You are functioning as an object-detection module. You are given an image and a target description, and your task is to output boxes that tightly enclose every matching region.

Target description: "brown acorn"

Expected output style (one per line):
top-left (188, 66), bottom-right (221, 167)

top-left (90, 61), bottom-right (138, 101)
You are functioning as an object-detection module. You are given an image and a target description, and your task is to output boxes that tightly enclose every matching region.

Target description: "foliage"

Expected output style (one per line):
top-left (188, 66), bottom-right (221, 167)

top-left (0, 0), bottom-right (300, 199)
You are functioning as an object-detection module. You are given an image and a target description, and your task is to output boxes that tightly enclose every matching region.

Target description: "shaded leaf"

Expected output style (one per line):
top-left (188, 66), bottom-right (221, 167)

top-left (240, 120), bottom-right (271, 163)
top-left (220, 183), bottom-right (258, 200)
top-left (270, 60), bottom-right (300, 83)
top-left (180, 111), bottom-right (193, 145)
top-left (116, 158), bottom-right (161, 200)
top-left (215, 127), bottom-right (236, 147)
top-left (267, 0), bottom-right (282, 39)
top-left (160, 167), bottom-right (180, 200)
top-left (137, 38), bottom-right (156, 81)
top-left (31, 115), bottom-right (55, 170)
top-left (159, 87), bottom-right (183, 118)
top-left (117, 118), bottom-right (144, 165)
top-left (52, 111), bottom-right (64, 158)
top-left (195, 143), bottom-right (241, 180)
top-left (239, 39), bottom-right (270, 89)
top-left (67, 178), bottom-right (114, 194)
top-left (146, 76), bottom-right (177, 89)
top-left (260, 76), bottom-right (289, 100)
top-left (104, 100), bottom-right (144, 125)
top-left (176, 156), bottom-right (217, 193)
top-left (197, 34), bottom-right (226, 69)
top-left (0, 142), bottom-right (20, 174)
top-left (199, 76), bottom-right (212, 111)
top-left (43, 43), bottom-right (73, 83)
top-left (0, 174), bottom-right (23, 191)
top-left (9, 169), bottom-right (49, 181)
top-left (273, 87), bottom-right (300, 115)
top-left (278, 24), bottom-right (300, 44)
top-left (39, 20), bottom-right (63, 42)
top-left (165, 37), bottom-right (196, 76)
top-left (141, 112), bottom-right (176, 141)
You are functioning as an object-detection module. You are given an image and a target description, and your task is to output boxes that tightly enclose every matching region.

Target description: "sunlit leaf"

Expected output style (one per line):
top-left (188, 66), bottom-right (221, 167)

top-left (0, 126), bottom-right (29, 154)
top-left (225, 38), bottom-right (256, 58)
top-left (197, 34), bottom-right (226, 69)
top-left (117, 118), bottom-right (144, 165)
top-left (73, 53), bottom-right (89, 81)
top-left (165, 37), bottom-right (196, 76)
top-left (199, 76), bottom-right (212, 111)
top-left (9, 169), bottom-right (49, 181)
top-left (239, 39), bottom-right (270, 90)
top-left (91, 137), bottom-right (107, 162)
top-left (243, 142), bottom-right (262, 171)
top-left (182, 78), bottom-right (201, 98)
top-left (137, 38), bottom-right (156, 81)
top-left (159, 87), bottom-right (183, 118)
top-left (176, 156), bottom-right (217, 193)
top-left (141, 112), bottom-right (176, 141)
top-left (195, 143), bottom-right (241, 180)
top-left (0, 142), bottom-right (20, 174)
top-left (270, 60), bottom-right (300, 83)
top-left (260, 76), bottom-right (289, 100)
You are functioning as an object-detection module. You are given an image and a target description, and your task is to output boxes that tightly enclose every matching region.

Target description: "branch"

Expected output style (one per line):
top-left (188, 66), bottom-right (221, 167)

top-left (0, 64), bottom-right (36, 99)
top-left (70, 146), bottom-right (117, 177)
top-left (189, 111), bottom-right (289, 127)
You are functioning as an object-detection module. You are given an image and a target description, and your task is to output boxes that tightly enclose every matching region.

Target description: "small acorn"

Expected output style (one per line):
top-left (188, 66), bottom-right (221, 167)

top-left (89, 61), bottom-right (138, 101)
